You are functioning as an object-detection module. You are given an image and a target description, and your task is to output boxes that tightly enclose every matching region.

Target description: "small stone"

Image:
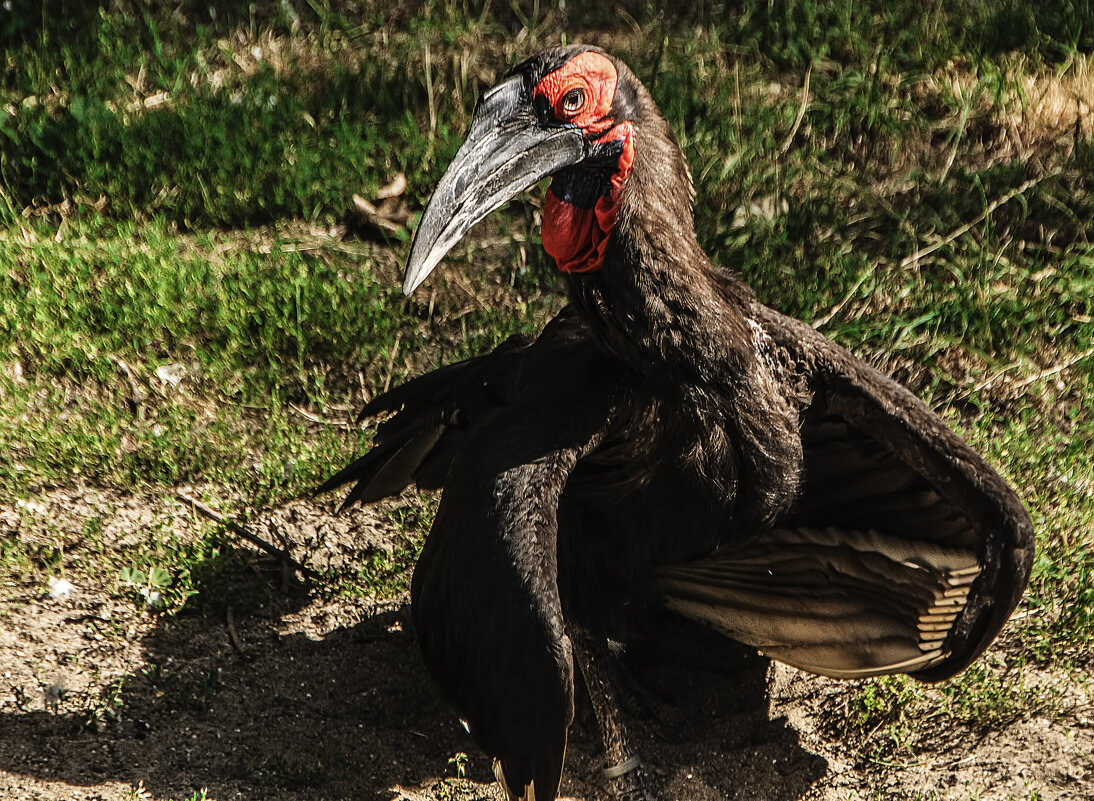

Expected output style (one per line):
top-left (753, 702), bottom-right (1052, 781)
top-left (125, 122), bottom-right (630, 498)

top-left (48, 577), bottom-right (75, 599)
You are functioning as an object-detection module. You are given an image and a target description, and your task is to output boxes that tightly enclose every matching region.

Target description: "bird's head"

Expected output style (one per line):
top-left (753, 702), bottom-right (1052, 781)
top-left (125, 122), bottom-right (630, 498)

top-left (403, 45), bottom-right (639, 294)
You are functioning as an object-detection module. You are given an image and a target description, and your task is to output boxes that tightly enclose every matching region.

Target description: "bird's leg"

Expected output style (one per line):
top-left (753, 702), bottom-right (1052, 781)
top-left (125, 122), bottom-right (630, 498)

top-left (569, 626), bottom-right (651, 801)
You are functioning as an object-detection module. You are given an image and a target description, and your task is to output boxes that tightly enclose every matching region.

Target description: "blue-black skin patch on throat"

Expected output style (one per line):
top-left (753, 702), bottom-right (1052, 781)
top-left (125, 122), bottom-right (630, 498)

top-left (549, 137), bottom-right (625, 209)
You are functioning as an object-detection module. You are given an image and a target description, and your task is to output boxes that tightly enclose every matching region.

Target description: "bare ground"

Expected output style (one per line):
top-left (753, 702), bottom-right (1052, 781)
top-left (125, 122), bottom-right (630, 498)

top-left (1, 487), bottom-right (1091, 801)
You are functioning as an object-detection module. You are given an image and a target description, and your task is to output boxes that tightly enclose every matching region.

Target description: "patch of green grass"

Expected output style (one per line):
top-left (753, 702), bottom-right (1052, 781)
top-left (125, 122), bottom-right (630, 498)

top-left (734, 0), bottom-right (1093, 70)
top-left (967, 408), bottom-right (1094, 663)
top-left (848, 657), bottom-right (1063, 762)
top-left (1, 2), bottom-right (484, 227)
top-left (0, 214), bottom-right (548, 501)
top-left (3, 374), bottom-right (356, 496)
top-left (938, 659), bottom-right (1064, 727)
top-left (1, 63), bottom-right (459, 228)
top-left (0, 219), bottom-right (403, 392)
top-left (319, 496), bottom-right (436, 599)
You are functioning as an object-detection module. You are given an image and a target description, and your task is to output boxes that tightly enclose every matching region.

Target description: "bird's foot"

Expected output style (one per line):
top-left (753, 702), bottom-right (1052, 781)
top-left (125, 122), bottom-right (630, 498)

top-left (570, 628), bottom-right (664, 801)
top-left (601, 756), bottom-right (658, 801)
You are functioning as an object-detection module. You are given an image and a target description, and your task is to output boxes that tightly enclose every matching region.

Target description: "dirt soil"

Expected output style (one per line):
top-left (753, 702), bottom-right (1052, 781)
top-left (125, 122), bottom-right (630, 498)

top-left (1, 487), bottom-right (1091, 801)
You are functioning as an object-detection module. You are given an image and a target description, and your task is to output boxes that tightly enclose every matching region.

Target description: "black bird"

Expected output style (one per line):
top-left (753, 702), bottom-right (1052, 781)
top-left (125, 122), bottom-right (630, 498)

top-left (321, 46), bottom-right (1033, 801)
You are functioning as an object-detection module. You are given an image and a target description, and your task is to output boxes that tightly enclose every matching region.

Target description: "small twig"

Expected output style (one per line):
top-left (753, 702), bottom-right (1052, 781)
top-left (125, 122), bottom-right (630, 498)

top-left (944, 753), bottom-right (979, 769)
top-left (352, 194), bottom-right (406, 233)
top-left (1009, 345), bottom-right (1094, 391)
top-left (175, 492), bottom-right (320, 580)
top-left (256, 239), bottom-right (329, 254)
top-left (899, 177), bottom-right (1047, 270)
top-left (963, 360), bottom-right (1022, 397)
top-left (288, 402), bottom-right (356, 430)
top-left (383, 332), bottom-right (402, 394)
top-left (812, 266), bottom-right (875, 329)
top-left (225, 606), bottom-right (247, 656)
top-left (775, 64), bottom-right (812, 159)
top-left (863, 756), bottom-right (927, 769)
top-left (424, 41), bottom-right (436, 137)
top-left (1009, 607), bottom-right (1042, 622)
top-left (357, 370), bottom-right (371, 408)
top-left (733, 61), bottom-right (742, 146)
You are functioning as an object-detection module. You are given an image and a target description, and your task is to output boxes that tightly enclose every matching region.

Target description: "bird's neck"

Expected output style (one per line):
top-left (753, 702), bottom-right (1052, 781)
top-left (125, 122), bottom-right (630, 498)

top-left (565, 124), bottom-right (757, 393)
top-left (563, 116), bottom-right (803, 523)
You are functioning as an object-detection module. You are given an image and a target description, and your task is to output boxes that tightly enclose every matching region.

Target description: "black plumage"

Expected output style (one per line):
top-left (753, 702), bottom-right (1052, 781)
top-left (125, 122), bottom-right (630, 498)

top-left (320, 46), bottom-right (1033, 801)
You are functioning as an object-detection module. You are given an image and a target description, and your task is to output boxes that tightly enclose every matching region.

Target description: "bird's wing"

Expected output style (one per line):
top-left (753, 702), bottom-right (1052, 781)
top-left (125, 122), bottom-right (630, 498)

top-left (412, 439), bottom-right (577, 801)
top-left (657, 306), bottom-right (1034, 681)
top-left (315, 331), bottom-right (534, 507)
top-left (317, 307), bottom-right (600, 508)
top-left (410, 326), bottom-right (624, 801)
top-left (320, 309), bottom-right (623, 801)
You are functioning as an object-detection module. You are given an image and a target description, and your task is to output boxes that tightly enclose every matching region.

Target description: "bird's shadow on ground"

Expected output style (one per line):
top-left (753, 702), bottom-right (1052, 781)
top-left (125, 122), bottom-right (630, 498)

top-left (0, 562), bottom-right (826, 800)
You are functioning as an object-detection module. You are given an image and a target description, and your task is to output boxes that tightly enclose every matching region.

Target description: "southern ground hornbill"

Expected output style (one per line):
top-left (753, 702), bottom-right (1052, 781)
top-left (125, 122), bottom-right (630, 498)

top-left (320, 46), bottom-right (1033, 801)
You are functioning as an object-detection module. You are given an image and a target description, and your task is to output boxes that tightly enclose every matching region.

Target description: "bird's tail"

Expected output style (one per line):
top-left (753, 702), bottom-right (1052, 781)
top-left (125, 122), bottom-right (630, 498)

top-left (655, 526), bottom-right (980, 679)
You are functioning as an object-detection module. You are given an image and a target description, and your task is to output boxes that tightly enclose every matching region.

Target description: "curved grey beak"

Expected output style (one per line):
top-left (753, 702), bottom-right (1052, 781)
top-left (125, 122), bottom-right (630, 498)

top-left (403, 76), bottom-right (587, 295)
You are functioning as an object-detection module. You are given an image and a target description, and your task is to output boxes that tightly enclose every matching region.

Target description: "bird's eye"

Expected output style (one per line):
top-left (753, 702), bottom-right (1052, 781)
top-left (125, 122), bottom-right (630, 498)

top-left (560, 87), bottom-right (586, 115)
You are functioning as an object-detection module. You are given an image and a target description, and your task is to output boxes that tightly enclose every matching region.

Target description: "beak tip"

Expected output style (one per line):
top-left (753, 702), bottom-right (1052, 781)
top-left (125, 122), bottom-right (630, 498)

top-left (402, 264), bottom-right (428, 296)
top-left (403, 244), bottom-right (445, 296)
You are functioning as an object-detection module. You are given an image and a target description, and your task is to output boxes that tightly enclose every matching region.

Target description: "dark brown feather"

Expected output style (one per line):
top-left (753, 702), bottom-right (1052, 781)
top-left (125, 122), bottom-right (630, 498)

top-left (320, 47), bottom-right (1034, 801)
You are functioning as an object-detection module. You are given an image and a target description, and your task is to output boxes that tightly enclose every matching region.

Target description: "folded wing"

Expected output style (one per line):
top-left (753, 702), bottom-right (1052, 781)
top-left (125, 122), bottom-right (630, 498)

top-left (323, 310), bottom-right (625, 801)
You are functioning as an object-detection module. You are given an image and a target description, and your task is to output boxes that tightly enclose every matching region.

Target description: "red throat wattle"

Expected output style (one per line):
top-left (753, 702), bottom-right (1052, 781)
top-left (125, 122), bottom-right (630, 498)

top-left (534, 52), bottom-right (636, 274)
top-left (542, 122), bottom-right (634, 274)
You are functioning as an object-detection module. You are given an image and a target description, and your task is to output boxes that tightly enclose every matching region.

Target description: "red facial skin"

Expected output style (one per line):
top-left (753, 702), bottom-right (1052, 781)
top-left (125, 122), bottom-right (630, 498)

top-left (534, 52), bottom-right (635, 274)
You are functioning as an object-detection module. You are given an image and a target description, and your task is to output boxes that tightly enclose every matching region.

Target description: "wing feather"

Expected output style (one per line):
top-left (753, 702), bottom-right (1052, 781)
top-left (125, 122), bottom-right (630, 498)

top-left (657, 305), bottom-right (1034, 681)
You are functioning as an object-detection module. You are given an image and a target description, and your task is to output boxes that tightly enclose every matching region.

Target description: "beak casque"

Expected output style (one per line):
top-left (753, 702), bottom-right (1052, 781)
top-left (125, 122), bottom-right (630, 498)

top-left (402, 75), bottom-right (587, 294)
